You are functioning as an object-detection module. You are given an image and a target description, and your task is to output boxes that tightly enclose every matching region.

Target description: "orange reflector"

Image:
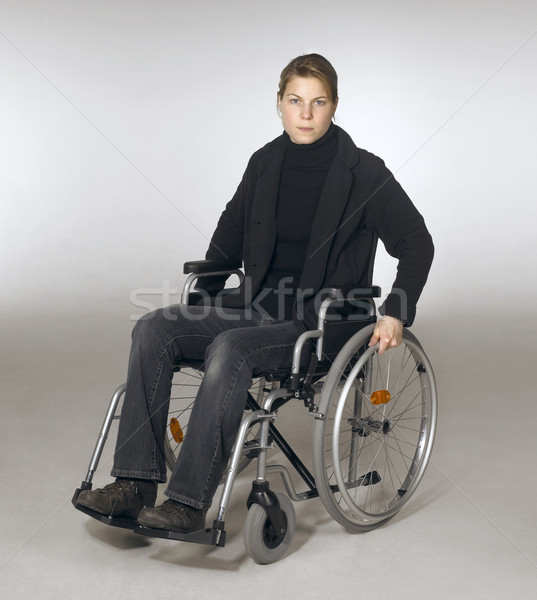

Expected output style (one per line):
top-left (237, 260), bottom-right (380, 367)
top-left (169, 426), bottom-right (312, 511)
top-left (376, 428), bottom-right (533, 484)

top-left (370, 389), bottom-right (391, 405)
top-left (170, 417), bottom-right (184, 444)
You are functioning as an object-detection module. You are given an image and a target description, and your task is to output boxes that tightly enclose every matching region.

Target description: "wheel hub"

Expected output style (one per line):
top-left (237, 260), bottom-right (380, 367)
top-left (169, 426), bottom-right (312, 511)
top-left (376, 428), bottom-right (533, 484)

top-left (349, 416), bottom-right (392, 436)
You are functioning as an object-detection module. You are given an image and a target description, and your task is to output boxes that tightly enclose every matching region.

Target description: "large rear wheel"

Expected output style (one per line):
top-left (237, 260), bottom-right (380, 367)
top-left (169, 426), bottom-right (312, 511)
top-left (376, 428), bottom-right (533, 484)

top-left (313, 325), bottom-right (437, 530)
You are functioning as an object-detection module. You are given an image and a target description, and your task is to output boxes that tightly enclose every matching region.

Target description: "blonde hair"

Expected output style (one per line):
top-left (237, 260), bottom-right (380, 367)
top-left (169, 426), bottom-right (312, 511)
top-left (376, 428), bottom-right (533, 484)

top-left (278, 54), bottom-right (338, 102)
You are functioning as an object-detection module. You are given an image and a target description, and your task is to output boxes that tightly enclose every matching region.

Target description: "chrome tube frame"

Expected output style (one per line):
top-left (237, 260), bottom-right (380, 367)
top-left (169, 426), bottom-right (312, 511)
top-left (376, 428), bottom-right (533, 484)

top-left (265, 465), bottom-right (311, 502)
top-left (291, 329), bottom-right (322, 377)
top-left (256, 388), bottom-right (292, 480)
top-left (83, 383), bottom-right (126, 485)
top-left (215, 409), bottom-right (271, 522)
top-left (215, 386), bottom-right (292, 522)
top-left (180, 270), bottom-right (244, 305)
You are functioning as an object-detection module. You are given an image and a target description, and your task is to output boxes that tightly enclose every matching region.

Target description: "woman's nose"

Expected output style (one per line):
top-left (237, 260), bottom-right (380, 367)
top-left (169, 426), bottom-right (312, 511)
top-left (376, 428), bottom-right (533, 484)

top-left (301, 104), bottom-right (312, 119)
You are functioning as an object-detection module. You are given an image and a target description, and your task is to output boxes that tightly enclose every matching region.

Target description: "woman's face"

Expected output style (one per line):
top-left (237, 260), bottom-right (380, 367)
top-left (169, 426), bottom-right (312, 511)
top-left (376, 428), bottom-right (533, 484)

top-left (278, 76), bottom-right (338, 144)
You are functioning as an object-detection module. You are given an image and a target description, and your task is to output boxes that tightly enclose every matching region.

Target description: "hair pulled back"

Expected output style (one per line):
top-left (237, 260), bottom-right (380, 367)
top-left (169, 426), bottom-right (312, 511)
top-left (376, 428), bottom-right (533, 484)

top-left (278, 54), bottom-right (338, 102)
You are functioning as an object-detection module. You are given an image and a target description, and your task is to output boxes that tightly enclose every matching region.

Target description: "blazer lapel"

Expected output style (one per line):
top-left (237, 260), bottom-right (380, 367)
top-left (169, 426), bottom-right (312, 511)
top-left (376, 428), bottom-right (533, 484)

top-left (248, 148), bottom-right (286, 292)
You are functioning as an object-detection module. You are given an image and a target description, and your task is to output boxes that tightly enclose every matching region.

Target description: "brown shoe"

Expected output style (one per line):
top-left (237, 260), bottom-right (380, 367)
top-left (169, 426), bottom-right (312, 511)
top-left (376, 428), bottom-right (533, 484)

top-left (76, 480), bottom-right (156, 519)
top-left (138, 499), bottom-right (207, 532)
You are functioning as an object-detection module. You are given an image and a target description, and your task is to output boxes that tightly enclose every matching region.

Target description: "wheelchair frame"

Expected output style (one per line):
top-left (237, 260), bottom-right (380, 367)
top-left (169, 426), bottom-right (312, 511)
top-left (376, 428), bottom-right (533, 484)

top-left (73, 259), bottom-right (437, 563)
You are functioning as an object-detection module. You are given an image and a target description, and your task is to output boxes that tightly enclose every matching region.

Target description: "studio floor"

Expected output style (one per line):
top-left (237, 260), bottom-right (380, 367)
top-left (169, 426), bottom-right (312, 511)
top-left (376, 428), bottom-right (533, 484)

top-left (1, 307), bottom-right (536, 599)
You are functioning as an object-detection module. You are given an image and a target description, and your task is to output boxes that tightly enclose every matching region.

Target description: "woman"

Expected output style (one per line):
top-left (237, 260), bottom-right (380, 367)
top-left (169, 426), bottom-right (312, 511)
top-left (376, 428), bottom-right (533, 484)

top-left (77, 54), bottom-right (434, 534)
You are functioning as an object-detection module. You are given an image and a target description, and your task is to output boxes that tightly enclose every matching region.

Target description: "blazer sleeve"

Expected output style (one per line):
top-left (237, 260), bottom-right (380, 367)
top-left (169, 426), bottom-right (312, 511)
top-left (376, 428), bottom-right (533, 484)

top-left (366, 161), bottom-right (434, 326)
top-left (205, 172), bottom-right (248, 263)
top-left (194, 162), bottom-right (250, 292)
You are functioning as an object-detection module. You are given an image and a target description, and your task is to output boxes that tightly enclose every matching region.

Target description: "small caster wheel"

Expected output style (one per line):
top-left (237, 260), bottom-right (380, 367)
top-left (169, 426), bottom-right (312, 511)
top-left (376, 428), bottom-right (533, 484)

top-left (243, 492), bottom-right (296, 564)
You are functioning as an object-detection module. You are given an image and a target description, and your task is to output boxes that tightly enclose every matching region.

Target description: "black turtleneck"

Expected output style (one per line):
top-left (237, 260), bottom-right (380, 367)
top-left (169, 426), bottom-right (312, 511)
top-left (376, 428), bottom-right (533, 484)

top-left (256, 124), bottom-right (338, 319)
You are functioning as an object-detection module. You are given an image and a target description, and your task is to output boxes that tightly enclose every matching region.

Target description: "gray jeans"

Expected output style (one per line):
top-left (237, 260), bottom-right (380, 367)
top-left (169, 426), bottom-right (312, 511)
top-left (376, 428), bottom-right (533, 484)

top-left (111, 305), bottom-right (302, 509)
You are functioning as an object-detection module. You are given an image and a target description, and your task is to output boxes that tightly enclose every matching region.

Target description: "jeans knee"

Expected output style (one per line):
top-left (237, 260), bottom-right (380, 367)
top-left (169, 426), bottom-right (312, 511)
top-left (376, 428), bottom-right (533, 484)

top-left (205, 331), bottom-right (245, 377)
top-left (131, 308), bottom-right (177, 355)
top-left (132, 309), bottom-right (159, 341)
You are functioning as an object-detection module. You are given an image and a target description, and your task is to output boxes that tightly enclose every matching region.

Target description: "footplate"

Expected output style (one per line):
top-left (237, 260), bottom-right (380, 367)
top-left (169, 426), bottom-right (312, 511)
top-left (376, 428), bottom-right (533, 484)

top-left (135, 520), bottom-right (226, 547)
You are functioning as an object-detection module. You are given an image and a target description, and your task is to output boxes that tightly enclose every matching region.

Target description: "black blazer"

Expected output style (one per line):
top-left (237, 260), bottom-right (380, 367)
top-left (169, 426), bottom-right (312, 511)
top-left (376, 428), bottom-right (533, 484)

top-left (203, 125), bottom-right (434, 328)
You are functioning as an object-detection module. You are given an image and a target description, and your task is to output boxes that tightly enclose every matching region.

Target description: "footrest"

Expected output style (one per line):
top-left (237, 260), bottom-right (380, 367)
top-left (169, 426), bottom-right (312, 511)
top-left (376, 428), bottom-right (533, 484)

top-left (134, 520), bottom-right (226, 547)
top-left (71, 488), bottom-right (138, 530)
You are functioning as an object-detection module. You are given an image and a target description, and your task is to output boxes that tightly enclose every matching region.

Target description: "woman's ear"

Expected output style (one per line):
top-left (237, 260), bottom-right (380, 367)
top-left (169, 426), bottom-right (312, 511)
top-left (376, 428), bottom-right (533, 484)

top-left (276, 93), bottom-right (282, 117)
top-left (331, 97), bottom-right (339, 122)
top-left (333, 96), bottom-right (339, 114)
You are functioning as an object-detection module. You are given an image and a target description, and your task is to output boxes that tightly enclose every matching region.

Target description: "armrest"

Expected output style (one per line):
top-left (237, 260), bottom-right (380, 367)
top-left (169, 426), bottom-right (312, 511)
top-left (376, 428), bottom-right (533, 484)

top-left (181, 259), bottom-right (243, 305)
top-left (183, 259), bottom-right (242, 275)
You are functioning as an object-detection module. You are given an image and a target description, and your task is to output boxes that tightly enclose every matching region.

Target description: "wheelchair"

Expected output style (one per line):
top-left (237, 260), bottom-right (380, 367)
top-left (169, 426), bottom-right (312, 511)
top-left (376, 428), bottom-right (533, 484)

top-left (73, 259), bottom-right (437, 564)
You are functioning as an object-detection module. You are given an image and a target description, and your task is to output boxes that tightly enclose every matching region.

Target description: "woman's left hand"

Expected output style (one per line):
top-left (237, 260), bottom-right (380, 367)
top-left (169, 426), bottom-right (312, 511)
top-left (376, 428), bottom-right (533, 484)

top-left (368, 316), bottom-right (403, 356)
